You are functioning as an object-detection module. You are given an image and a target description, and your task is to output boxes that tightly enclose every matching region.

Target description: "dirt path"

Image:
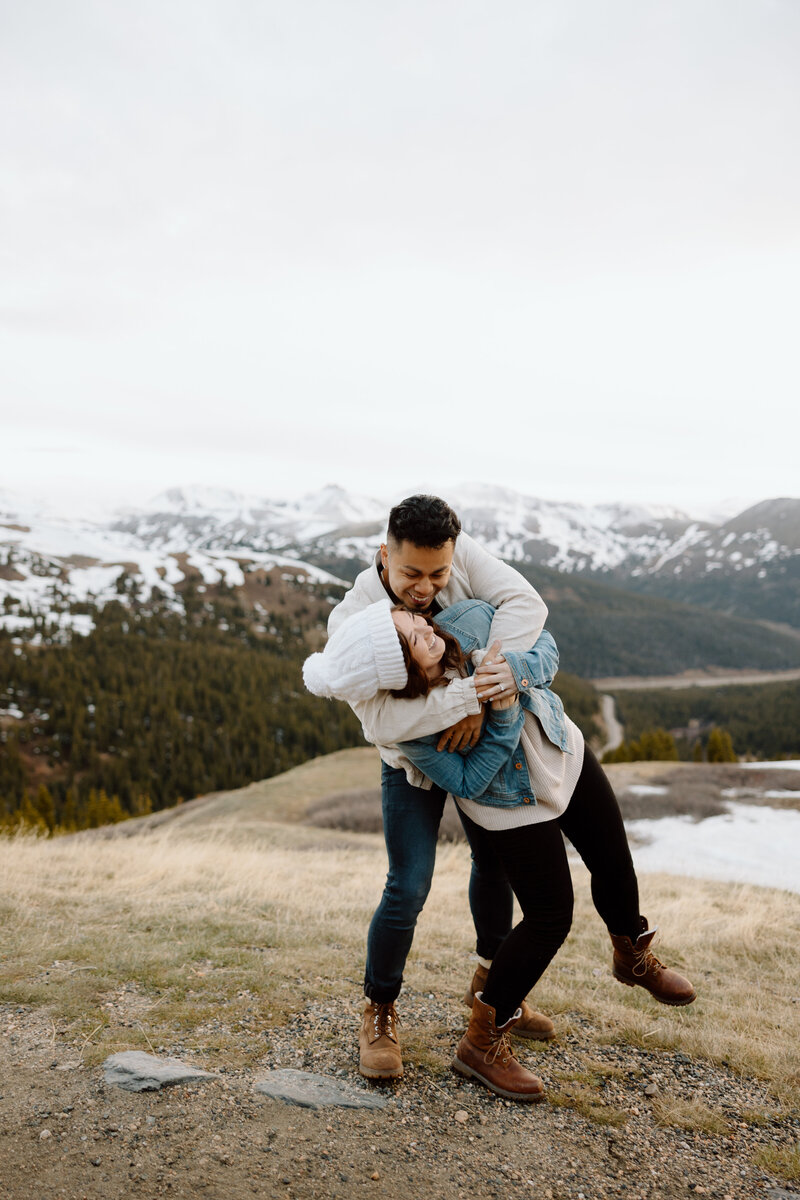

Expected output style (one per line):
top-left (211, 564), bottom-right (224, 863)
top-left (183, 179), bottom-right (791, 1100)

top-left (597, 694), bottom-right (625, 755)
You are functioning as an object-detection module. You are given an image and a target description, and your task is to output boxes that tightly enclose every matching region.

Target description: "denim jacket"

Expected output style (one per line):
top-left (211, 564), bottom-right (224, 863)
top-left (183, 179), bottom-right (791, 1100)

top-left (397, 599), bottom-right (569, 808)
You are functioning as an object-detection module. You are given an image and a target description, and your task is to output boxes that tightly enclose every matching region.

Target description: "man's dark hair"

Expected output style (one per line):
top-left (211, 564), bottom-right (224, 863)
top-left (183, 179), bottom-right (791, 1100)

top-left (387, 495), bottom-right (461, 549)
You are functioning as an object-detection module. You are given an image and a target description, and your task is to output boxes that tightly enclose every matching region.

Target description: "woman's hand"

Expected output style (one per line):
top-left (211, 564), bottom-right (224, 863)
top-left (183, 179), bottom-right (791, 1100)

top-left (475, 640), bottom-right (518, 704)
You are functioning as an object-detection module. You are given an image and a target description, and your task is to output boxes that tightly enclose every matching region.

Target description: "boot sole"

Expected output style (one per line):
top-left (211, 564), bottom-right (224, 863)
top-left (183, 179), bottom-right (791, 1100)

top-left (451, 1057), bottom-right (545, 1103)
top-left (511, 1026), bottom-right (556, 1042)
top-left (612, 968), bottom-right (697, 1006)
top-left (359, 1063), bottom-right (403, 1080)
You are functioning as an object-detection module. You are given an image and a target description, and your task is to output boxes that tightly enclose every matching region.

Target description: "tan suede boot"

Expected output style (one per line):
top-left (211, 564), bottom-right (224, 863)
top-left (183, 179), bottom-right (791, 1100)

top-left (610, 917), bottom-right (696, 1006)
top-left (452, 993), bottom-right (545, 1102)
top-left (358, 1000), bottom-right (403, 1079)
top-left (463, 964), bottom-right (555, 1041)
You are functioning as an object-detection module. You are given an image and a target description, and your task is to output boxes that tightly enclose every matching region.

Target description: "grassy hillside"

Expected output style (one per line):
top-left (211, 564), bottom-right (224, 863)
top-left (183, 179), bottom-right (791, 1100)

top-left (1, 747), bottom-right (796, 1101)
top-left (1, 749), bottom-right (799, 1197)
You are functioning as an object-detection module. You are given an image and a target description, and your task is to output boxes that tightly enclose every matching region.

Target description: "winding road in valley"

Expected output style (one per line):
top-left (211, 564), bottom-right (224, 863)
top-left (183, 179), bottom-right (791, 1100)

top-left (591, 667), bottom-right (800, 754)
top-left (597, 694), bottom-right (625, 757)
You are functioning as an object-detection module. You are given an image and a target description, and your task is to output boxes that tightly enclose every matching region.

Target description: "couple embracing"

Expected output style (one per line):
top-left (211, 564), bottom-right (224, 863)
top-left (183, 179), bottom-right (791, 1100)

top-left (303, 494), bottom-right (695, 1103)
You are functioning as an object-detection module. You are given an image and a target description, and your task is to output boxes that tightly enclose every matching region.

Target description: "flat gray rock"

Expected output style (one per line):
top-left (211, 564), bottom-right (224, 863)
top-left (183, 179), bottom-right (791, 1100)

top-left (255, 1069), bottom-right (388, 1110)
top-left (103, 1051), bottom-right (218, 1092)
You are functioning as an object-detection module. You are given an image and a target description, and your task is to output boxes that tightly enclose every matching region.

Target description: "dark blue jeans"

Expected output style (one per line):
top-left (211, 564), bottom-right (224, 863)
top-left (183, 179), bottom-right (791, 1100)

top-left (363, 762), bottom-right (515, 1003)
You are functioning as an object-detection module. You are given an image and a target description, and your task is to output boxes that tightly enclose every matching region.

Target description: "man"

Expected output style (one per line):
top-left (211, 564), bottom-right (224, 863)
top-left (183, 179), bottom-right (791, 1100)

top-left (327, 494), bottom-right (554, 1078)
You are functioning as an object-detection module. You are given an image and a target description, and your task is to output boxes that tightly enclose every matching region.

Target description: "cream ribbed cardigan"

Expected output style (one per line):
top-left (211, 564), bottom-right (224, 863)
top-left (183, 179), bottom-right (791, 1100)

top-left (455, 713), bottom-right (585, 831)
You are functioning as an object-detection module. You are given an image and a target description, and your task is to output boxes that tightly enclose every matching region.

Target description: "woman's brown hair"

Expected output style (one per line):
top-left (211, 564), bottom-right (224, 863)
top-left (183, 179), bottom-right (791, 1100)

top-left (389, 608), bottom-right (468, 700)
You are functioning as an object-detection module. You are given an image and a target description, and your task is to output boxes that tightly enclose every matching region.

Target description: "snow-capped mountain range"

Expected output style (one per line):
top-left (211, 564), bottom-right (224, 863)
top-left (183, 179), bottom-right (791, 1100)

top-left (1, 484), bottom-right (799, 633)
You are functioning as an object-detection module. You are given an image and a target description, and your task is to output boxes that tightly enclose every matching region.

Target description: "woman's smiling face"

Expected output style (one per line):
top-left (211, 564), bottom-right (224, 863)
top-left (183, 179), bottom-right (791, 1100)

top-left (391, 610), bottom-right (446, 676)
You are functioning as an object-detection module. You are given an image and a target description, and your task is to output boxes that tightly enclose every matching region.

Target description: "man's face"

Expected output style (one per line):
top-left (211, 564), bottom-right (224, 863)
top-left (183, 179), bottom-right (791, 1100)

top-left (380, 538), bottom-right (454, 611)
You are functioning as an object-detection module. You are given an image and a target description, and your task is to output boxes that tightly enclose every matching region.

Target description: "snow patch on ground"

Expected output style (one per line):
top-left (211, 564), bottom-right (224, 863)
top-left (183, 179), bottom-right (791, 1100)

top-left (0, 615), bottom-right (35, 633)
top-left (625, 803), bottom-right (800, 894)
top-left (185, 553), bottom-right (224, 584)
top-left (615, 761), bottom-right (800, 893)
top-left (740, 759), bottom-right (800, 770)
top-left (61, 614), bottom-right (95, 637)
top-left (0, 612), bottom-right (95, 637)
top-left (211, 558), bottom-right (246, 587)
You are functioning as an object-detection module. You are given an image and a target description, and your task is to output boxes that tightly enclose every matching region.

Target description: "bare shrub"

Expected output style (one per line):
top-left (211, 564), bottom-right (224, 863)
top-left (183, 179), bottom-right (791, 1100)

top-left (304, 789), bottom-right (468, 841)
top-left (651, 1096), bottom-right (730, 1134)
top-left (304, 788), bottom-right (382, 834)
top-left (617, 763), bottom-right (800, 822)
top-left (616, 777), bottom-right (729, 822)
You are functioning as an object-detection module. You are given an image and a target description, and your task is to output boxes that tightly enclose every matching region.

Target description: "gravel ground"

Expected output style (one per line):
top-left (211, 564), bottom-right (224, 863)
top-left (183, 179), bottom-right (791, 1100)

top-left (1, 992), bottom-right (798, 1200)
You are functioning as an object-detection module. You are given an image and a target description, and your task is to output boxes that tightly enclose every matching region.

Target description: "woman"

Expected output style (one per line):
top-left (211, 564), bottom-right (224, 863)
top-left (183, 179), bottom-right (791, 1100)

top-left (304, 597), bottom-right (695, 1103)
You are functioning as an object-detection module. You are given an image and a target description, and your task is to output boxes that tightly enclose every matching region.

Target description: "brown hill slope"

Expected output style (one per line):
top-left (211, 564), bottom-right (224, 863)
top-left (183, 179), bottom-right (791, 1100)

top-left (0, 751), bottom-right (798, 1199)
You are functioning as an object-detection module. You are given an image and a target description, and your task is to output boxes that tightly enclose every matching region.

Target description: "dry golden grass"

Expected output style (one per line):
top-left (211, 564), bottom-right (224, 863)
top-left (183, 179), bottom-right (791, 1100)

top-left (0, 821), bottom-right (384, 1067)
top-left (179, 746), bottom-right (381, 828)
top-left (1, 748), bottom-right (798, 1108)
top-left (753, 1143), bottom-right (800, 1181)
top-left (651, 1095), bottom-right (731, 1134)
top-left (547, 1082), bottom-right (628, 1127)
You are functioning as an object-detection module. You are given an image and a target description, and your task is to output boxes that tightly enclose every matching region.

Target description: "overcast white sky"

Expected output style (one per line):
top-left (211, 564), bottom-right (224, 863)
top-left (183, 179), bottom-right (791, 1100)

top-left (1, 0), bottom-right (798, 516)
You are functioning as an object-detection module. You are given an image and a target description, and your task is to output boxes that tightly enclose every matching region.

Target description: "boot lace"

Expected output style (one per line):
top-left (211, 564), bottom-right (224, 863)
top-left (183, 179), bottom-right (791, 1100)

top-left (632, 942), bottom-right (665, 978)
top-left (484, 1029), bottom-right (514, 1068)
top-left (371, 1002), bottom-right (400, 1041)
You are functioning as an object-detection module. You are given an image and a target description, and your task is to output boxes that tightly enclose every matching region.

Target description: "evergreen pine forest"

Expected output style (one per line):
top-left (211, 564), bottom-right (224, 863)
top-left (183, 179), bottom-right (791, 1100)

top-left (0, 587), bottom-right (364, 832)
top-left (610, 683), bottom-right (800, 761)
top-left (2, 570), bottom-right (796, 834)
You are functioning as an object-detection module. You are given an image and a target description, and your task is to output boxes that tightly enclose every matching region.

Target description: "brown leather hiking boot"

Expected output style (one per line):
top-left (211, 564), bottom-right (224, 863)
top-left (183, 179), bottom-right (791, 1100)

top-left (359, 1000), bottom-right (403, 1079)
top-left (463, 964), bottom-right (555, 1041)
top-left (452, 993), bottom-right (545, 1102)
top-left (610, 917), bottom-right (696, 1006)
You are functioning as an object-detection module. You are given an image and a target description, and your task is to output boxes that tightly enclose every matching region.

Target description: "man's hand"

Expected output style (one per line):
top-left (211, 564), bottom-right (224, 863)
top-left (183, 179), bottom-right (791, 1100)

top-left (437, 709), bottom-right (485, 752)
top-left (474, 640), bottom-right (517, 701)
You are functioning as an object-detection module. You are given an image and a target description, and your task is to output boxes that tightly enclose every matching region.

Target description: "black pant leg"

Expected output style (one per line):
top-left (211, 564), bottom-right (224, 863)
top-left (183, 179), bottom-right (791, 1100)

top-left (455, 803), bottom-right (515, 959)
top-left (458, 808), bottom-right (574, 1025)
top-left (557, 746), bottom-right (641, 940)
